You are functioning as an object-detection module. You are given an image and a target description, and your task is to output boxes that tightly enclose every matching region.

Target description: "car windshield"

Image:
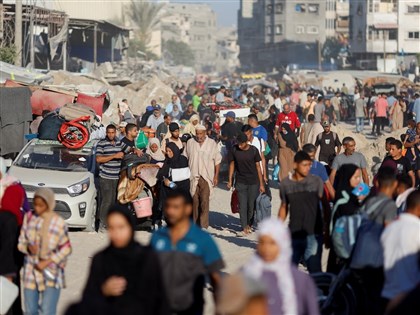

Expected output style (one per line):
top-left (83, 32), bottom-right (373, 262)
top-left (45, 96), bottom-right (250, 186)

top-left (14, 140), bottom-right (95, 172)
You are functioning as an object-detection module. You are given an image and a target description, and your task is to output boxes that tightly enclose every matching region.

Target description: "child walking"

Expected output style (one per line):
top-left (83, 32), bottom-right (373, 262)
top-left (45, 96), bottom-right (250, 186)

top-left (18, 188), bottom-right (72, 315)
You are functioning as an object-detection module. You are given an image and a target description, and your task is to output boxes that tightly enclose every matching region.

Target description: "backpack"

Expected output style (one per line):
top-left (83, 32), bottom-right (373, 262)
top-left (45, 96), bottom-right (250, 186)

top-left (317, 131), bottom-right (338, 143)
top-left (57, 116), bottom-right (90, 149)
top-left (59, 103), bottom-right (96, 127)
top-left (255, 193), bottom-right (271, 224)
top-left (135, 130), bottom-right (149, 149)
top-left (331, 195), bottom-right (389, 261)
top-left (38, 111), bottom-right (65, 140)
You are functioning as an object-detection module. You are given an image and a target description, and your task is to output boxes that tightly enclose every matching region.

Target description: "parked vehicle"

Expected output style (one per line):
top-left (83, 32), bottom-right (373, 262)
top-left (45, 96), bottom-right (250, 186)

top-left (8, 139), bottom-right (98, 231)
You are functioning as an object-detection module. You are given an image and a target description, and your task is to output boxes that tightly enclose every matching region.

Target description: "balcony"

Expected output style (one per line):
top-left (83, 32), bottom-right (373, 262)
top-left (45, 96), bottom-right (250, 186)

top-left (366, 40), bottom-right (397, 53)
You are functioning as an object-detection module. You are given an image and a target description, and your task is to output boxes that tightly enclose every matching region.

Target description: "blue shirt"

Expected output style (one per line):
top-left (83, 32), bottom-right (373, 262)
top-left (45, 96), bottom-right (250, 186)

top-left (310, 160), bottom-right (329, 182)
top-left (414, 99), bottom-right (420, 123)
top-left (253, 125), bottom-right (268, 142)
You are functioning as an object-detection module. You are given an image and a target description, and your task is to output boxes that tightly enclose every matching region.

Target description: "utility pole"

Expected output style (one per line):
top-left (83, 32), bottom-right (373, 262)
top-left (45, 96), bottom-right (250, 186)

top-left (15, 0), bottom-right (22, 66)
top-left (93, 23), bottom-right (97, 70)
top-left (317, 40), bottom-right (322, 71)
top-left (29, 6), bottom-right (35, 68)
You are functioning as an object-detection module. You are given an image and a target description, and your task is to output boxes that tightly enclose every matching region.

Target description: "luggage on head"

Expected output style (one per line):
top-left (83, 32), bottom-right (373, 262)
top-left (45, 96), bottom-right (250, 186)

top-left (38, 111), bottom-right (66, 140)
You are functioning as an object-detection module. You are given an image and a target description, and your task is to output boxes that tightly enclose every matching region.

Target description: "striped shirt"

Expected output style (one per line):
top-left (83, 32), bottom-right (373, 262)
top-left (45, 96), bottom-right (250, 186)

top-left (18, 212), bottom-right (72, 290)
top-left (96, 138), bottom-right (123, 180)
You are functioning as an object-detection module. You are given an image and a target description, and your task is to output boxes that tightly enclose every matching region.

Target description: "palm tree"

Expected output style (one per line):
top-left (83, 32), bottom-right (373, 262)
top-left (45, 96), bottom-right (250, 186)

top-left (127, 0), bottom-right (165, 46)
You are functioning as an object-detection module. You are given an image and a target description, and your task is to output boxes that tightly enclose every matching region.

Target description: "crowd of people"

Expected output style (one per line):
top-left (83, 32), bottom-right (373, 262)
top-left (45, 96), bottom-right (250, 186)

top-left (1, 79), bottom-right (420, 315)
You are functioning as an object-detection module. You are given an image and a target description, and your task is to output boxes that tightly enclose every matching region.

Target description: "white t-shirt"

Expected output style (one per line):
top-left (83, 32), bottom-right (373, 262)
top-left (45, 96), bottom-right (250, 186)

top-left (250, 137), bottom-right (265, 172)
top-left (381, 213), bottom-right (420, 299)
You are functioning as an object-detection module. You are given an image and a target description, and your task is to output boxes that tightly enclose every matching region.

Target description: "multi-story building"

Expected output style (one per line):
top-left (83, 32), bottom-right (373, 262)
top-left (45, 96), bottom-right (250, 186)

top-left (215, 27), bottom-right (240, 74)
top-left (160, 3), bottom-right (217, 72)
top-left (238, 0), bottom-right (350, 72)
top-left (349, 0), bottom-right (420, 72)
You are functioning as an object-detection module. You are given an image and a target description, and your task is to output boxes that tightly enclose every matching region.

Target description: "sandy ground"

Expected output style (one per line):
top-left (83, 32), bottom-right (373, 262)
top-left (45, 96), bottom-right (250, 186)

top-left (57, 184), bottom-right (276, 315)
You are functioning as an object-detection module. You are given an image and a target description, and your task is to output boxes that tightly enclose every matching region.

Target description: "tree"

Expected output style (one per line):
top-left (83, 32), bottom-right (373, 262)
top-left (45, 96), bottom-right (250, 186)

top-left (127, 0), bottom-right (165, 47)
top-left (0, 46), bottom-right (17, 64)
top-left (162, 40), bottom-right (195, 67)
top-left (128, 38), bottom-right (158, 60)
top-left (322, 37), bottom-right (342, 62)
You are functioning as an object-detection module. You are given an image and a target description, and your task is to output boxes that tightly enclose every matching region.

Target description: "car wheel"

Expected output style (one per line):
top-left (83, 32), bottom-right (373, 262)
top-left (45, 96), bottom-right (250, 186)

top-left (84, 199), bottom-right (97, 232)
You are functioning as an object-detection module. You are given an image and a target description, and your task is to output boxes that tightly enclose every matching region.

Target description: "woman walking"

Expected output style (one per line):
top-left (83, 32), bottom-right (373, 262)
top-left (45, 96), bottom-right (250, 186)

top-left (145, 138), bottom-right (165, 164)
top-left (390, 97), bottom-right (406, 131)
top-left (18, 188), bottom-right (72, 315)
top-left (66, 205), bottom-right (169, 315)
top-left (278, 123), bottom-right (299, 180)
top-left (242, 218), bottom-right (319, 315)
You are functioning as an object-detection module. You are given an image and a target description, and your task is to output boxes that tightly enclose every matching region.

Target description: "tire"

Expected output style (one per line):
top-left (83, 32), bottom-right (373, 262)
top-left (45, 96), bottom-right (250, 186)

top-left (312, 272), bottom-right (357, 315)
top-left (84, 199), bottom-right (97, 232)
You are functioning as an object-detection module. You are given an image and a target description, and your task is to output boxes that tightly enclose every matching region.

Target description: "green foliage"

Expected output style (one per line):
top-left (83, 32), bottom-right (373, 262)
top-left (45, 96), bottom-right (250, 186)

top-left (128, 38), bottom-right (158, 60)
top-left (162, 40), bottom-right (195, 67)
top-left (322, 37), bottom-right (342, 60)
top-left (0, 45), bottom-right (17, 64)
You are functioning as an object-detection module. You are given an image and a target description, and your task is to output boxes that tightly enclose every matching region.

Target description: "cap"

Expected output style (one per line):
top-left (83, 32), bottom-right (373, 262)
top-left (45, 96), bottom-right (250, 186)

top-left (224, 111), bottom-right (236, 119)
top-left (322, 121), bottom-right (330, 127)
top-left (236, 133), bottom-right (248, 144)
top-left (119, 121), bottom-right (128, 127)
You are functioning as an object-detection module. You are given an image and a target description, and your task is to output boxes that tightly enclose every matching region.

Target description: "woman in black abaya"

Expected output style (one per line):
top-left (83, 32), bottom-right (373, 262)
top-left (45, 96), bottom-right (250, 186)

top-left (66, 205), bottom-right (169, 315)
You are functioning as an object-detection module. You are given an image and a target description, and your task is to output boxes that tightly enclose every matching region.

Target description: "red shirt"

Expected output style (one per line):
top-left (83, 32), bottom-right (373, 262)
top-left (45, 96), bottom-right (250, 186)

top-left (275, 111), bottom-right (301, 131)
top-left (375, 98), bottom-right (388, 118)
top-left (0, 184), bottom-right (25, 226)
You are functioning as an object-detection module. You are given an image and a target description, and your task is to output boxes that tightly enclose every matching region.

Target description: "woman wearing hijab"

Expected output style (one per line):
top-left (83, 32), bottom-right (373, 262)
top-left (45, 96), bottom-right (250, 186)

top-left (170, 104), bottom-right (182, 121)
top-left (278, 123), bottom-right (299, 180)
top-left (327, 164), bottom-right (363, 273)
top-left (18, 188), bottom-right (72, 315)
top-left (242, 218), bottom-right (319, 315)
top-left (146, 138), bottom-right (166, 164)
top-left (183, 114), bottom-right (200, 136)
top-left (157, 142), bottom-right (191, 194)
top-left (66, 205), bottom-right (169, 315)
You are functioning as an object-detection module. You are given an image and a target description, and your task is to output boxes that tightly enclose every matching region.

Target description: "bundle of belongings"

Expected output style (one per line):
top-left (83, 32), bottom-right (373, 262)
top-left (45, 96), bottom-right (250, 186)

top-left (38, 103), bottom-right (105, 149)
top-left (117, 153), bottom-right (160, 230)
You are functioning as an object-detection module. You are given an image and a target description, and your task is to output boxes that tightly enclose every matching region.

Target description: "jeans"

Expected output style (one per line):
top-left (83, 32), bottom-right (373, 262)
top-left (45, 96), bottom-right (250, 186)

top-left (98, 177), bottom-right (119, 227)
top-left (355, 117), bottom-right (364, 133)
top-left (236, 182), bottom-right (259, 230)
top-left (291, 234), bottom-right (323, 273)
top-left (24, 287), bottom-right (60, 315)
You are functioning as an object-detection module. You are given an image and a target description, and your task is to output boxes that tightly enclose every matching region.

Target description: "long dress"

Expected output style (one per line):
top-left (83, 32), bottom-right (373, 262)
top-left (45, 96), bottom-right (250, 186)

top-left (278, 135), bottom-right (295, 181)
top-left (391, 102), bottom-right (406, 131)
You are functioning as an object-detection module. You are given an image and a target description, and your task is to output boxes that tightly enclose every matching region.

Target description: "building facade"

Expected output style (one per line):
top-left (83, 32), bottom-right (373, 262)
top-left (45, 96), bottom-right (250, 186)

top-left (238, 0), bottom-right (350, 72)
top-left (349, 0), bottom-right (420, 72)
top-left (160, 3), bottom-right (217, 72)
top-left (215, 27), bottom-right (240, 74)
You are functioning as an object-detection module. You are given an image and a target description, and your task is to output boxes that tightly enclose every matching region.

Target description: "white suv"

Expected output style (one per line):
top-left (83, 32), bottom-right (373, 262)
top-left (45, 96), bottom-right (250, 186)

top-left (9, 139), bottom-right (98, 231)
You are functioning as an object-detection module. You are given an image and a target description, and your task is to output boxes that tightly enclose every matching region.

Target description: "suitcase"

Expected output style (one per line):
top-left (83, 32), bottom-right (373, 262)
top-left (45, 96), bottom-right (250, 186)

top-left (38, 111), bottom-right (66, 140)
top-left (59, 103), bottom-right (96, 127)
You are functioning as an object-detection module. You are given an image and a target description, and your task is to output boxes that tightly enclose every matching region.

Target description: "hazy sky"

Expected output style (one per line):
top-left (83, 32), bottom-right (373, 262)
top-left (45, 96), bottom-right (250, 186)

top-left (171, 0), bottom-right (240, 27)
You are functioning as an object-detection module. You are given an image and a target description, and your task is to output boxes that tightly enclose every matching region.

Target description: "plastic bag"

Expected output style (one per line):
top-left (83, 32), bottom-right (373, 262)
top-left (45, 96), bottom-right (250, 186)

top-left (136, 130), bottom-right (149, 149)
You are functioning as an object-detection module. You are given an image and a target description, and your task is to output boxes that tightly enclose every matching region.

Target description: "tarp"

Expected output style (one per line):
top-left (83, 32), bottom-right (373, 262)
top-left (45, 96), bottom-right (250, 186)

top-left (0, 61), bottom-right (52, 84)
top-left (5, 80), bottom-right (75, 115)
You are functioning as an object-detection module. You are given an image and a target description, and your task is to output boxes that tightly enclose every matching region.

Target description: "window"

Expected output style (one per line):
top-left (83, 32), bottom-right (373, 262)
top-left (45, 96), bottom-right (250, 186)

top-left (307, 26), bottom-right (319, 34)
top-left (408, 31), bottom-right (420, 39)
top-left (275, 24), bottom-right (283, 35)
top-left (368, 0), bottom-right (373, 12)
top-left (295, 4), bottom-right (306, 13)
top-left (308, 4), bottom-right (319, 13)
top-left (296, 25), bottom-right (305, 34)
top-left (275, 3), bottom-right (283, 14)
top-left (388, 30), bottom-right (397, 40)
top-left (267, 25), bottom-right (272, 35)
top-left (407, 5), bottom-right (420, 13)
top-left (266, 4), bottom-right (273, 15)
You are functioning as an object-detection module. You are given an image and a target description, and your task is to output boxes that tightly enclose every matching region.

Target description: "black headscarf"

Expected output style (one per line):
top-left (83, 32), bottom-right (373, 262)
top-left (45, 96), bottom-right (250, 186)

top-left (281, 123), bottom-right (299, 152)
top-left (334, 164), bottom-right (359, 203)
top-left (166, 142), bottom-right (189, 169)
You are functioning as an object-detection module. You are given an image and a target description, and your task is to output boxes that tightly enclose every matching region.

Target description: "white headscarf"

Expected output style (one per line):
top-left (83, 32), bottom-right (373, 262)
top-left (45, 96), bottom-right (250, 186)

top-left (146, 138), bottom-right (165, 162)
top-left (242, 218), bottom-right (298, 315)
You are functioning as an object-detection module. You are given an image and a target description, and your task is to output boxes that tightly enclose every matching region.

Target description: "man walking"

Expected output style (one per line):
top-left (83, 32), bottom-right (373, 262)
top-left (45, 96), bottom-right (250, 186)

top-left (275, 103), bottom-right (301, 136)
top-left (355, 95), bottom-right (367, 133)
top-left (185, 125), bottom-right (222, 229)
top-left (330, 137), bottom-right (369, 185)
top-left (147, 108), bottom-right (164, 130)
top-left (374, 93), bottom-right (388, 136)
top-left (221, 111), bottom-right (242, 152)
top-left (315, 121), bottom-right (342, 166)
top-left (278, 151), bottom-right (324, 273)
top-left (96, 125), bottom-right (124, 230)
top-left (383, 140), bottom-right (416, 187)
top-left (150, 191), bottom-right (224, 314)
top-left (313, 96), bottom-right (325, 123)
top-left (156, 114), bottom-right (172, 142)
